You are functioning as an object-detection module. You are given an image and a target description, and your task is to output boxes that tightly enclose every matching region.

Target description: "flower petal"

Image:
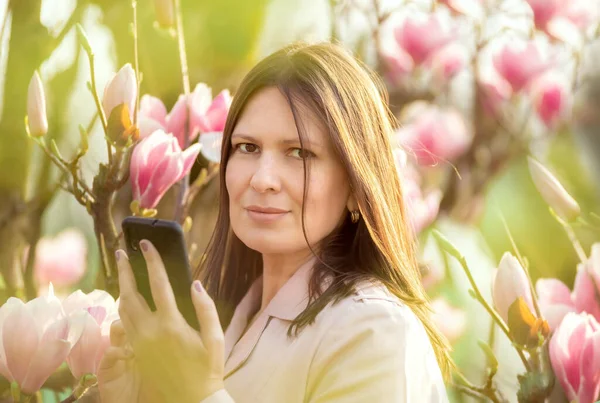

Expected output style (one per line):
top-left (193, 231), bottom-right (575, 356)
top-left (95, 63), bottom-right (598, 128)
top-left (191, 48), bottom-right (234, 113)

top-left (3, 303), bottom-right (39, 385)
top-left (66, 313), bottom-right (102, 379)
top-left (199, 132), bottom-right (223, 163)
top-left (20, 316), bottom-right (70, 394)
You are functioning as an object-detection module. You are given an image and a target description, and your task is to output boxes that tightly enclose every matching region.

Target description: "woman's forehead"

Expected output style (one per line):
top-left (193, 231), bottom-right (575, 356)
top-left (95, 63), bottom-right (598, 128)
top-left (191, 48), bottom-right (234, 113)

top-left (233, 87), bottom-right (328, 146)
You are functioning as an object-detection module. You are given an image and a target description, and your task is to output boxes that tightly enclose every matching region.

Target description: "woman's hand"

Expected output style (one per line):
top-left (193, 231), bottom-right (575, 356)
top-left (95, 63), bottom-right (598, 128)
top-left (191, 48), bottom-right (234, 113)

top-left (97, 320), bottom-right (143, 402)
top-left (113, 240), bottom-right (225, 402)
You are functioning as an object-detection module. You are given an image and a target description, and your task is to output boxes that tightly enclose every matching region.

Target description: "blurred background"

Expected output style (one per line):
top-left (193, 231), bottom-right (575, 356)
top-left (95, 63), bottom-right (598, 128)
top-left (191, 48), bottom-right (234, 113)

top-left (0, 0), bottom-right (599, 401)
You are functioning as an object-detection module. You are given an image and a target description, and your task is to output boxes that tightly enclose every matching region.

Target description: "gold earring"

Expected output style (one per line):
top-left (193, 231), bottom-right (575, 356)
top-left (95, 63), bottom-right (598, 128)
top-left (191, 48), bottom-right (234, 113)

top-left (350, 210), bottom-right (360, 223)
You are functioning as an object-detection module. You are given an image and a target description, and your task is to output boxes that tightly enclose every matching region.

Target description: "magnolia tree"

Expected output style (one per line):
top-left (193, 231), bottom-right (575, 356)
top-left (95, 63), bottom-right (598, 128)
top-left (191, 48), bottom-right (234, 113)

top-left (0, 0), bottom-right (600, 401)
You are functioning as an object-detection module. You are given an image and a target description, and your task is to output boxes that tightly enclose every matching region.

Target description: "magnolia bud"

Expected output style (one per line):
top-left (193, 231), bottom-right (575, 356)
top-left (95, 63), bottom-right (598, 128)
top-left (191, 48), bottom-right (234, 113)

top-left (492, 252), bottom-right (534, 324)
top-left (27, 71), bottom-right (48, 137)
top-left (102, 64), bottom-right (137, 122)
top-left (528, 157), bottom-right (581, 221)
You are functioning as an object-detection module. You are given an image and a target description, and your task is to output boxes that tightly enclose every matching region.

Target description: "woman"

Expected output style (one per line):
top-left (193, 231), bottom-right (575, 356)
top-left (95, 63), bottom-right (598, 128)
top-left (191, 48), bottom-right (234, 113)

top-left (98, 41), bottom-right (453, 402)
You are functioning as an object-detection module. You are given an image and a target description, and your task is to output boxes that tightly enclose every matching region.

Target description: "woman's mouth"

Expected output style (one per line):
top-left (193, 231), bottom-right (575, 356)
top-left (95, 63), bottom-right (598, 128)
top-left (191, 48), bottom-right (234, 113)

top-left (245, 206), bottom-right (289, 222)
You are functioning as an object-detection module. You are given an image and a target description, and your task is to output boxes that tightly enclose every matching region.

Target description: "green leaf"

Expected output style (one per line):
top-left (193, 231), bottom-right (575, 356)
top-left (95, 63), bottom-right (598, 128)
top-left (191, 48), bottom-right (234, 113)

top-left (50, 139), bottom-right (64, 161)
top-left (432, 230), bottom-right (464, 262)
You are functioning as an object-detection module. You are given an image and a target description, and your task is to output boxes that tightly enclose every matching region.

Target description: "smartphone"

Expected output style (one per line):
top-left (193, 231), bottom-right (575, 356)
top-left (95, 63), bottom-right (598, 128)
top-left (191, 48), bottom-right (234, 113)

top-left (121, 216), bottom-right (200, 330)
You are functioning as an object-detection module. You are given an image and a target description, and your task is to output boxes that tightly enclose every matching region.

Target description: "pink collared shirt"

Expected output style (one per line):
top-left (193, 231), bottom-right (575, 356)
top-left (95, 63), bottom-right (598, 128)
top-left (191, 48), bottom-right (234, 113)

top-left (202, 260), bottom-right (448, 402)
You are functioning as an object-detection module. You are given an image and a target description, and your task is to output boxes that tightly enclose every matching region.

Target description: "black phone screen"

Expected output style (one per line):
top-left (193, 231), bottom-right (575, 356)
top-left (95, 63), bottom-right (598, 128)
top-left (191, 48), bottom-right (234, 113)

top-left (121, 216), bottom-right (200, 330)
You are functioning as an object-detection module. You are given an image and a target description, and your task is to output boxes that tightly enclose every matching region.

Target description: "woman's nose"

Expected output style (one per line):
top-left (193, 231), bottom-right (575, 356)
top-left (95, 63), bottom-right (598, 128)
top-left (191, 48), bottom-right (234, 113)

top-left (249, 154), bottom-right (282, 193)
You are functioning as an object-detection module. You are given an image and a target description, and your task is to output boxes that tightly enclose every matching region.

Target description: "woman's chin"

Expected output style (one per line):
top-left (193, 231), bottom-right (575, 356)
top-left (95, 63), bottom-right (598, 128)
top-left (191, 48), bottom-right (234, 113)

top-left (238, 233), bottom-right (299, 255)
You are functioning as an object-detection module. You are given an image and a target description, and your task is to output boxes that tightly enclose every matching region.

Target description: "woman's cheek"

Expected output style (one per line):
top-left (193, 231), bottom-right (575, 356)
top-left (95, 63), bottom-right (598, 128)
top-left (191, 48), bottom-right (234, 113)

top-left (226, 157), bottom-right (249, 199)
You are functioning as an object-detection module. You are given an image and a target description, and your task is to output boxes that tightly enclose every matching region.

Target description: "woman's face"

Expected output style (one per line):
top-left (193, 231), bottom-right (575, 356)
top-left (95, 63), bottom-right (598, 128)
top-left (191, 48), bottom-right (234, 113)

top-left (225, 87), bottom-right (352, 255)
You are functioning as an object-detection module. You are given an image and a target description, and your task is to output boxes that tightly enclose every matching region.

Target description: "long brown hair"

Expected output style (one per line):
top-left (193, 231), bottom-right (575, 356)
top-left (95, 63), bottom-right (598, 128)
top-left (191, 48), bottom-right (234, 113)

top-left (197, 41), bottom-right (454, 379)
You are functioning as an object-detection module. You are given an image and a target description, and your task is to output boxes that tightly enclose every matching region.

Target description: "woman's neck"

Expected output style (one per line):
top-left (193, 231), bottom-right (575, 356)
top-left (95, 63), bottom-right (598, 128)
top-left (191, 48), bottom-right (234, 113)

top-left (259, 251), bottom-right (314, 311)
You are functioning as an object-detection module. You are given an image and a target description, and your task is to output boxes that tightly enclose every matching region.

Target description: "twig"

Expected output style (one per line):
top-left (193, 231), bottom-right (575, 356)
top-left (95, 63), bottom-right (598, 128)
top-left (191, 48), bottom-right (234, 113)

top-left (553, 211), bottom-right (588, 262)
top-left (453, 369), bottom-right (503, 403)
top-left (173, 0), bottom-right (191, 222)
top-left (329, 0), bottom-right (338, 41)
top-left (432, 230), bottom-right (532, 372)
top-left (452, 383), bottom-right (493, 402)
top-left (0, 2), bottom-right (11, 63)
top-left (34, 138), bottom-right (92, 206)
top-left (47, 1), bottom-right (89, 58)
top-left (180, 165), bottom-right (219, 223)
top-left (132, 0), bottom-right (141, 125)
top-left (59, 374), bottom-right (97, 403)
top-left (565, 223), bottom-right (587, 262)
top-left (81, 33), bottom-right (112, 166)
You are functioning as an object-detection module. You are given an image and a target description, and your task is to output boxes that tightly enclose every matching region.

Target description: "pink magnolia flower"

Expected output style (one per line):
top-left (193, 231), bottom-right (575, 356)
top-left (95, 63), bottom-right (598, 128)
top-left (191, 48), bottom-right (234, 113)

top-left (479, 76), bottom-right (512, 117)
top-left (199, 131), bottom-right (223, 163)
top-left (0, 289), bottom-right (83, 394)
top-left (63, 290), bottom-right (118, 378)
top-left (396, 103), bottom-right (472, 166)
top-left (394, 148), bottom-right (442, 234)
top-left (549, 313), bottom-right (600, 403)
top-left (381, 47), bottom-right (414, 85)
top-left (536, 244), bottom-right (600, 329)
top-left (430, 298), bottom-right (467, 343)
top-left (492, 252), bottom-right (535, 324)
top-left (543, 1), bottom-right (598, 45)
top-left (430, 44), bottom-right (467, 85)
top-left (190, 84), bottom-right (232, 134)
top-left (530, 72), bottom-right (571, 128)
top-left (394, 15), bottom-right (455, 65)
top-left (525, 0), bottom-right (563, 30)
top-left (560, 0), bottom-right (598, 29)
top-left (138, 94), bottom-right (186, 146)
top-left (34, 229), bottom-right (87, 288)
top-left (587, 243), bottom-right (600, 291)
top-left (130, 129), bottom-right (201, 210)
top-left (138, 84), bottom-right (231, 150)
top-left (492, 42), bottom-right (549, 92)
top-left (27, 71), bottom-right (48, 137)
top-left (102, 64), bottom-right (137, 121)
top-left (439, 0), bottom-right (483, 18)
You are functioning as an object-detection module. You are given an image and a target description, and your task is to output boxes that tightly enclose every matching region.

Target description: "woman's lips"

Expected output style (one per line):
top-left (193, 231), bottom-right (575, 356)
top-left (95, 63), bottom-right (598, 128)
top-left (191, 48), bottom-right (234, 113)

top-left (245, 206), bottom-right (289, 222)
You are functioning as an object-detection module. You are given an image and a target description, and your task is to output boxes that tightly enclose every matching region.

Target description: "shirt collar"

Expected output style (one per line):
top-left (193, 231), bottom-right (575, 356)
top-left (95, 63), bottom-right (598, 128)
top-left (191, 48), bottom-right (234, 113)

top-left (237, 256), bottom-right (332, 322)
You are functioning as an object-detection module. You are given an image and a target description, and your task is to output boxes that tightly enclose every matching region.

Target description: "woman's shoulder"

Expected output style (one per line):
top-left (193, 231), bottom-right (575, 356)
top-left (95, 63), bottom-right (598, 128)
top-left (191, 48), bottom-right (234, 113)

top-left (305, 279), bottom-right (447, 401)
top-left (316, 278), bottom-right (429, 340)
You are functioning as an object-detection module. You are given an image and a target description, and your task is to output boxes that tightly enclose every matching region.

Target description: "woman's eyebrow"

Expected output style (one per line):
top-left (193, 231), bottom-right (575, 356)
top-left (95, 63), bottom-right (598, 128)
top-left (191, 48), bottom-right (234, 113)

top-left (231, 133), bottom-right (258, 142)
top-left (232, 133), bottom-right (322, 148)
top-left (281, 138), bottom-right (322, 148)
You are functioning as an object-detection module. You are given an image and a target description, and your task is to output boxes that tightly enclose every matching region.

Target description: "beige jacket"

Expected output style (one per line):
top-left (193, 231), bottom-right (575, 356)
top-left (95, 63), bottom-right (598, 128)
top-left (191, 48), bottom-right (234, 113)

top-left (201, 260), bottom-right (448, 403)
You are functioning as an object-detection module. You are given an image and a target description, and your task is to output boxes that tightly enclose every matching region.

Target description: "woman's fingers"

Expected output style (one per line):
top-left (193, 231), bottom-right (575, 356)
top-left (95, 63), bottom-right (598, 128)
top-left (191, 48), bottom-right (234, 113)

top-left (116, 249), bottom-right (150, 333)
top-left (98, 346), bottom-right (134, 373)
top-left (191, 280), bottom-right (224, 367)
top-left (110, 319), bottom-right (127, 347)
top-left (139, 240), bottom-right (178, 315)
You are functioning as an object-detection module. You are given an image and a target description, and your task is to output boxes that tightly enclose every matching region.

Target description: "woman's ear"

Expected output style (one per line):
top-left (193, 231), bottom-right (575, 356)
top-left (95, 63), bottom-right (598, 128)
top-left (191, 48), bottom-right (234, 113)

top-left (347, 194), bottom-right (358, 212)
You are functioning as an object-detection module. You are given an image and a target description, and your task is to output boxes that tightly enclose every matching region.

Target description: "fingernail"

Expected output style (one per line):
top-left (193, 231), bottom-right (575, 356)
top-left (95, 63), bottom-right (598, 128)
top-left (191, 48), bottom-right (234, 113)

top-left (194, 280), bottom-right (204, 293)
top-left (140, 240), bottom-right (148, 252)
top-left (115, 250), bottom-right (121, 261)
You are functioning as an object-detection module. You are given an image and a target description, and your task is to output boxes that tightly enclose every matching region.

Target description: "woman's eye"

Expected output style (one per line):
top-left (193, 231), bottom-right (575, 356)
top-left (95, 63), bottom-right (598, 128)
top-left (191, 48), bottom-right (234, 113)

top-left (237, 143), bottom-right (259, 153)
top-left (290, 148), bottom-right (314, 159)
